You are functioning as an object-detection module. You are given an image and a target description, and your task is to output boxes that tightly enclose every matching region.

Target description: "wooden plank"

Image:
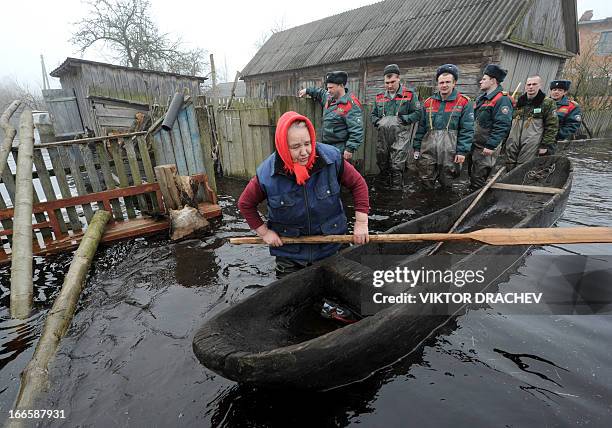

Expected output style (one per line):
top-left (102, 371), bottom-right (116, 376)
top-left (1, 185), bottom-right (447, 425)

top-left (185, 105), bottom-right (206, 173)
top-left (0, 182), bottom-right (164, 217)
top-left (137, 136), bottom-right (161, 213)
top-left (194, 106), bottom-right (218, 193)
top-left (170, 122), bottom-right (189, 175)
top-left (36, 131), bottom-right (147, 148)
top-left (177, 108), bottom-right (198, 174)
top-left (64, 145), bottom-right (95, 222)
top-left (490, 183), bottom-right (563, 194)
top-left (32, 149), bottom-right (68, 235)
top-left (124, 138), bottom-right (150, 212)
top-left (95, 142), bottom-right (124, 220)
top-left (228, 109), bottom-right (247, 178)
top-left (160, 130), bottom-right (177, 168)
top-left (47, 147), bottom-right (82, 232)
top-left (239, 109), bottom-right (257, 177)
top-left (109, 142), bottom-right (137, 219)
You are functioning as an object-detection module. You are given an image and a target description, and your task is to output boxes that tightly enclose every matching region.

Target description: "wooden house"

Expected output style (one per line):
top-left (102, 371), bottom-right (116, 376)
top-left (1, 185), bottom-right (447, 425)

top-left (241, 0), bottom-right (579, 102)
top-left (45, 58), bottom-right (207, 138)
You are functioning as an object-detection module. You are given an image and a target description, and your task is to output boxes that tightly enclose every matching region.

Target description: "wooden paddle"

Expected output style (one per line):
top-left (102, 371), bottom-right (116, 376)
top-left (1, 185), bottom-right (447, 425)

top-left (230, 227), bottom-right (612, 246)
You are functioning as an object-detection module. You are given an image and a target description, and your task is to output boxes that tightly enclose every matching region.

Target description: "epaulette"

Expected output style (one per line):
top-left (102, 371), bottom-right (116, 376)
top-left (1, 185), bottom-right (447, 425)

top-left (459, 94), bottom-right (471, 102)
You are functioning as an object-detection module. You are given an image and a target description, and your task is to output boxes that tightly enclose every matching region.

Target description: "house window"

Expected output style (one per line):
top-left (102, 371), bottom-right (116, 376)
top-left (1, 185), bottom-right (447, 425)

top-left (597, 31), bottom-right (612, 55)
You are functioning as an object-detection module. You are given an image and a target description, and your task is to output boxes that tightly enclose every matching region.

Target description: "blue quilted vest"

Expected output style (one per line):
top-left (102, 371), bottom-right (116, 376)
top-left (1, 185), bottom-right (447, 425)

top-left (256, 143), bottom-right (348, 262)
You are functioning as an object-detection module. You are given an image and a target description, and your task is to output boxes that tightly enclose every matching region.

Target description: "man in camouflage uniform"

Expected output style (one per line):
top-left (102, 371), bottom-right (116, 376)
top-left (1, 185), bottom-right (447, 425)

top-left (505, 75), bottom-right (559, 171)
top-left (298, 71), bottom-right (364, 160)
top-left (413, 64), bottom-right (474, 189)
top-left (469, 64), bottom-right (513, 190)
top-left (371, 64), bottom-right (421, 189)
top-left (549, 80), bottom-right (582, 148)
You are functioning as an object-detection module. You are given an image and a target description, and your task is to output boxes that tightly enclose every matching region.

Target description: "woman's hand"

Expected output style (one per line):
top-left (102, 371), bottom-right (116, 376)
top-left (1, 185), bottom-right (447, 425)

top-left (255, 225), bottom-right (283, 247)
top-left (353, 212), bottom-right (369, 245)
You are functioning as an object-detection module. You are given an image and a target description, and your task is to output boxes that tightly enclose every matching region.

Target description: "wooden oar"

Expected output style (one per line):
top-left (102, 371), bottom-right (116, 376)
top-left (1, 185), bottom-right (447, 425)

top-left (230, 227), bottom-right (612, 246)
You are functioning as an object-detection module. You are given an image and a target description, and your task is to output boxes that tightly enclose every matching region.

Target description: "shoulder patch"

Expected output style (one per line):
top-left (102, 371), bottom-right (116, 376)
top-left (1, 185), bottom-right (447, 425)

top-left (501, 105), bottom-right (510, 115)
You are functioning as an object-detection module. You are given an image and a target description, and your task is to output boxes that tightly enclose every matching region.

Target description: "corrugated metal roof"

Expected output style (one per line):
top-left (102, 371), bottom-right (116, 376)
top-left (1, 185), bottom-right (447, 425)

top-left (242, 0), bottom-right (551, 77)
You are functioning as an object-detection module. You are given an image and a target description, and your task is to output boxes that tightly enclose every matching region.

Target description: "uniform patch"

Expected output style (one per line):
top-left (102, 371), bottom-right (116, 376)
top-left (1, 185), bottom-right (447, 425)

top-left (501, 106), bottom-right (510, 115)
top-left (533, 108), bottom-right (542, 114)
top-left (575, 115), bottom-right (581, 122)
top-left (468, 112), bottom-right (474, 120)
top-left (415, 101), bottom-right (421, 109)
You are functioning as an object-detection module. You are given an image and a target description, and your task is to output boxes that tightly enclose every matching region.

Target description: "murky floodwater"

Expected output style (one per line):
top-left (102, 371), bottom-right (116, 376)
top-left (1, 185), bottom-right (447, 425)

top-left (0, 142), bottom-right (611, 427)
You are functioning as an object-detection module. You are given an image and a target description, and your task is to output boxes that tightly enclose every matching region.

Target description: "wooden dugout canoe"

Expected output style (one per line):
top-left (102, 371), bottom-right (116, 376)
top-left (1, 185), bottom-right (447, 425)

top-left (193, 156), bottom-right (573, 390)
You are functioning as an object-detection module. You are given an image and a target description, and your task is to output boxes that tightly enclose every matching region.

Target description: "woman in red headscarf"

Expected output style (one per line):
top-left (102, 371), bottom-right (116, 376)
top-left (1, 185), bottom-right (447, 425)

top-left (238, 111), bottom-right (370, 275)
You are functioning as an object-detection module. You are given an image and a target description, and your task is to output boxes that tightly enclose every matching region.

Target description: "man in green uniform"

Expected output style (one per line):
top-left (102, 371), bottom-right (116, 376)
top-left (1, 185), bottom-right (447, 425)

top-left (371, 64), bottom-right (421, 189)
top-left (470, 64), bottom-right (513, 190)
top-left (505, 75), bottom-right (559, 171)
top-left (413, 64), bottom-right (474, 189)
top-left (549, 80), bottom-right (582, 148)
top-left (298, 71), bottom-right (364, 160)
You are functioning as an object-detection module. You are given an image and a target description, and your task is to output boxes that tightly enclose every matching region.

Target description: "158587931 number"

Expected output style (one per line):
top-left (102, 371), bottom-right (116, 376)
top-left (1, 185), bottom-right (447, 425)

top-left (8, 410), bottom-right (66, 419)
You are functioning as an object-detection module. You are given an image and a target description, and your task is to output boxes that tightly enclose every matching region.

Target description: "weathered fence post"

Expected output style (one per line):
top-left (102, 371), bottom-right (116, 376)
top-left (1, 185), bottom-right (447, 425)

top-left (10, 108), bottom-right (34, 320)
top-left (9, 211), bottom-right (111, 423)
top-left (0, 100), bottom-right (21, 177)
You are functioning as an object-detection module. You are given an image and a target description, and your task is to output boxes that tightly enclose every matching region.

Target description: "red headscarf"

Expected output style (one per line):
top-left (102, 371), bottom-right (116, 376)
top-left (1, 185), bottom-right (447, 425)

top-left (275, 111), bottom-right (317, 185)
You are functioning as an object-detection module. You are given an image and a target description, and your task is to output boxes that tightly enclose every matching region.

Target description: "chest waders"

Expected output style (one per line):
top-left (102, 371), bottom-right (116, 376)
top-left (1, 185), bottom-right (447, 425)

top-left (469, 120), bottom-right (503, 190)
top-left (375, 95), bottom-right (412, 189)
top-left (505, 113), bottom-right (544, 171)
top-left (416, 108), bottom-right (460, 189)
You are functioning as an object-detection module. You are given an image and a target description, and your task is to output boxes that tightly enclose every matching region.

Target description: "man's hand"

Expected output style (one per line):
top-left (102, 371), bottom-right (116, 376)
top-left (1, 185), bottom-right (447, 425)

top-left (482, 148), bottom-right (494, 156)
top-left (353, 219), bottom-right (370, 245)
top-left (454, 154), bottom-right (466, 164)
top-left (343, 150), bottom-right (353, 160)
top-left (414, 151), bottom-right (420, 160)
top-left (538, 148), bottom-right (548, 155)
top-left (298, 89), bottom-right (307, 98)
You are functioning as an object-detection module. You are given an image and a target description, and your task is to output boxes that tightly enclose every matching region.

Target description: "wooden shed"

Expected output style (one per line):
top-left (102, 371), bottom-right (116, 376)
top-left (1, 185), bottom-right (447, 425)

top-left (46, 58), bottom-right (207, 137)
top-left (242, 0), bottom-right (579, 102)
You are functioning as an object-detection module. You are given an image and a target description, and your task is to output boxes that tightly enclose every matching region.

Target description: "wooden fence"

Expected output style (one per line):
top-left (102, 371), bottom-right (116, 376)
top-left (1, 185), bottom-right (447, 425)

top-left (213, 96), bottom-right (398, 179)
top-left (581, 110), bottom-right (612, 138)
top-left (0, 132), bottom-right (159, 253)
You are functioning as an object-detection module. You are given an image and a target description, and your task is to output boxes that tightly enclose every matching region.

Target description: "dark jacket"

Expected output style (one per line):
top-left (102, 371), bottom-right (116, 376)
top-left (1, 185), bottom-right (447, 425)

top-left (473, 85), bottom-right (513, 149)
top-left (555, 96), bottom-right (582, 140)
top-left (512, 90), bottom-right (559, 148)
top-left (413, 89), bottom-right (474, 154)
top-left (256, 143), bottom-right (347, 262)
top-left (371, 84), bottom-right (421, 126)
top-left (306, 87), bottom-right (364, 153)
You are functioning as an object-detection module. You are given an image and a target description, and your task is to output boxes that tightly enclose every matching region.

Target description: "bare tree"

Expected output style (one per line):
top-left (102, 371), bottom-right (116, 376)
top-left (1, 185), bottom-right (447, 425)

top-left (254, 18), bottom-right (287, 50)
top-left (71, 0), bottom-right (208, 75)
top-left (0, 77), bottom-right (45, 112)
top-left (564, 32), bottom-right (612, 110)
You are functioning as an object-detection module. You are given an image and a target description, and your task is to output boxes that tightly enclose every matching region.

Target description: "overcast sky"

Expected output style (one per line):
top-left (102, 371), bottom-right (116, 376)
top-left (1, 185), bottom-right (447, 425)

top-left (1, 0), bottom-right (611, 92)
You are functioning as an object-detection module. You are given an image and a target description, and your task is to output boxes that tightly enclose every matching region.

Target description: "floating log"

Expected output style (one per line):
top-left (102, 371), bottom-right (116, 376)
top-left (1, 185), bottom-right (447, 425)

top-left (9, 210), bottom-right (111, 422)
top-left (169, 206), bottom-right (210, 240)
top-left (0, 100), bottom-right (21, 177)
top-left (10, 109), bottom-right (34, 320)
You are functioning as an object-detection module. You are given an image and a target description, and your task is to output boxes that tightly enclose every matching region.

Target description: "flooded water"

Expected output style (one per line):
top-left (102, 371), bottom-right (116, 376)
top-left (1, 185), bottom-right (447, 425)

top-left (0, 143), bottom-right (611, 427)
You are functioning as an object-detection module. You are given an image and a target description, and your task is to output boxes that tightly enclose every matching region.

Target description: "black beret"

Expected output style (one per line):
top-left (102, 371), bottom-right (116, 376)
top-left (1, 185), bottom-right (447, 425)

top-left (483, 64), bottom-right (507, 82)
top-left (383, 64), bottom-right (400, 76)
top-left (550, 80), bottom-right (571, 90)
top-left (436, 64), bottom-right (459, 81)
top-left (325, 71), bottom-right (348, 85)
